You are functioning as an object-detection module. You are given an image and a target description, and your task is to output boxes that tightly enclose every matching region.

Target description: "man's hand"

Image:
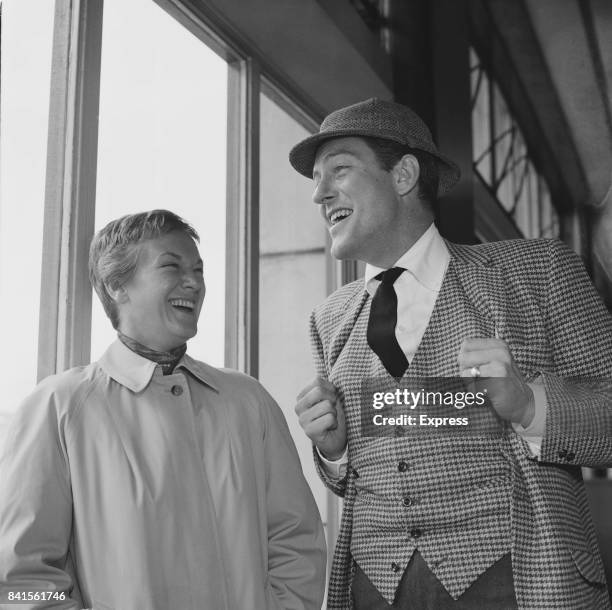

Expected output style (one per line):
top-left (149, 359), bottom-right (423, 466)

top-left (458, 338), bottom-right (535, 427)
top-left (295, 377), bottom-right (347, 460)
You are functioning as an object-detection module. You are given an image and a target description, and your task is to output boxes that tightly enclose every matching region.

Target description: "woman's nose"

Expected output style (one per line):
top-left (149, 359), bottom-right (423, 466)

top-left (183, 270), bottom-right (203, 290)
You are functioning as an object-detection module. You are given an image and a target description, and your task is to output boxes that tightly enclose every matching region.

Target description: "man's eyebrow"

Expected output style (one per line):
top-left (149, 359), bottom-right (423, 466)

top-left (320, 149), bottom-right (357, 162)
top-left (313, 150), bottom-right (358, 177)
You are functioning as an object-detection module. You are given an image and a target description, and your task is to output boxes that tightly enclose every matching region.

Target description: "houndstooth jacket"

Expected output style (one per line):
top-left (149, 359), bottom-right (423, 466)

top-left (310, 237), bottom-right (612, 610)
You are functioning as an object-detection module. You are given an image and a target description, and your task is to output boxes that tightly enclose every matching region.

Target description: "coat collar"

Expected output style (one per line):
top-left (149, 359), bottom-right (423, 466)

top-left (98, 339), bottom-right (220, 393)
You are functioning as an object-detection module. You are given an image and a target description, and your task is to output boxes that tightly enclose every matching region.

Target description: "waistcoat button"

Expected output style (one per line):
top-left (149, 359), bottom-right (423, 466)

top-left (410, 528), bottom-right (422, 538)
top-left (402, 497), bottom-right (413, 507)
top-left (391, 562), bottom-right (401, 573)
top-left (398, 460), bottom-right (409, 472)
top-left (171, 385), bottom-right (183, 396)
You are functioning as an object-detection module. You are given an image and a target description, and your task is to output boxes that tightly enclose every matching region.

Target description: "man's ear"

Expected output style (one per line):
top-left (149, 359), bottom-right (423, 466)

top-left (393, 154), bottom-right (420, 197)
top-left (107, 283), bottom-right (129, 305)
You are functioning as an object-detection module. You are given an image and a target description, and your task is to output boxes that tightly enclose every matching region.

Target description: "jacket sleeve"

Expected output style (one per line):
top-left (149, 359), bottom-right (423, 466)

top-left (535, 239), bottom-right (612, 468)
top-left (309, 310), bottom-right (349, 497)
top-left (259, 386), bottom-right (327, 610)
top-left (0, 384), bottom-right (82, 610)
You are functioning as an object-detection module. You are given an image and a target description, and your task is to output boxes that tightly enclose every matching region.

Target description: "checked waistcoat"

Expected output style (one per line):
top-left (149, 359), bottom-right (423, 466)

top-left (340, 263), bottom-right (513, 604)
top-left (312, 238), bottom-right (612, 610)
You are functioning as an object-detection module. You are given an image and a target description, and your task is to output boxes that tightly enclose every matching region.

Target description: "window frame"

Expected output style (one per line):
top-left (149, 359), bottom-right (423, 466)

top-left (469, 46), bottom-right (559, 242)
top-left (38, 0), bottom-right (104, 380)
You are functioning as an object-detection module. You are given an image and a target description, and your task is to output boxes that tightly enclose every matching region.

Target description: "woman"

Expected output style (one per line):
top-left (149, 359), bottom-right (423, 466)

top-left (0, 210), bottom-right (326, 609)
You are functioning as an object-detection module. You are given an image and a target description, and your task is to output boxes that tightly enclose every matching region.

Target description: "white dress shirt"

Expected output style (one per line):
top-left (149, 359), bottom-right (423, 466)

top-left (320, 223), bottom-right (546, 475)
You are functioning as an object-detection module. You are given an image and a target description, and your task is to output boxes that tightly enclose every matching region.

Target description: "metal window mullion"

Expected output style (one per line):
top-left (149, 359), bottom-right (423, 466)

top-left (488, 75), bottom-right (496, 189)
top-left (225, 58), bottom-right (260, 376)
top-left (470, 64), bottom-right (483, 112)
top-left (38, 0), bottom-right (103, 381)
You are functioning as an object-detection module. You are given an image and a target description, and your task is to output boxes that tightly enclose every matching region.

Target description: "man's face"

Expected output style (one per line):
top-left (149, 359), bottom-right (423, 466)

top-left (312, 137), bottom-right (404, 265)
top-left (116, 230), bottom-right (205, 351)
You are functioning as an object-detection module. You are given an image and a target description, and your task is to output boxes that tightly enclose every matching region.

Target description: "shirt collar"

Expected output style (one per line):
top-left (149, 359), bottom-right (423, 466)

top-left (98, 339), bottom-right (219, 393)
top-left (364, 223), bottom-right (449, 295)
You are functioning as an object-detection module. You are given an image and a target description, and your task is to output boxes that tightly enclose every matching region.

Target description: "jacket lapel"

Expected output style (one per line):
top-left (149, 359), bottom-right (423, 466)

top-left (326, 243), bottom-right (512, 380)
top-left (446, 241), bottom-right (512, 342)
top-left (327, 286), bottom-right (370, 373)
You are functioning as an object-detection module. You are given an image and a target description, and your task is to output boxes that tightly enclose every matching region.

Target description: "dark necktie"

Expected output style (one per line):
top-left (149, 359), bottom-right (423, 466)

top-left (367, 267), bottom-right (408, 378)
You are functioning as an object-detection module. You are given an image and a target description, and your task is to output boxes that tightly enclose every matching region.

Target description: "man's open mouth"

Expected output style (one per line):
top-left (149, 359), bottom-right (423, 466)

top-left (329, 208), bottom-right (353, 226)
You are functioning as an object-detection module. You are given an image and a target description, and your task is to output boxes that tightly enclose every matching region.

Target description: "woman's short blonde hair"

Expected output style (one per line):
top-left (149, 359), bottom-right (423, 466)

top-left (89, 209), bottom-right (199, 329)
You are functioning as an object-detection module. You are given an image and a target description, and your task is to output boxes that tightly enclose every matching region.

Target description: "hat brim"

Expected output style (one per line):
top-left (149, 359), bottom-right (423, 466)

top-left (289, 129), bottom-right (461, 196)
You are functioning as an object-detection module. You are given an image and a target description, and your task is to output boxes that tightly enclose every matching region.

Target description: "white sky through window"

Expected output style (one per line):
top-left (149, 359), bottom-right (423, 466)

top-left (91, 0), bottom-right (227, 366)
top-left (0, 0), bottom-right (54, 432)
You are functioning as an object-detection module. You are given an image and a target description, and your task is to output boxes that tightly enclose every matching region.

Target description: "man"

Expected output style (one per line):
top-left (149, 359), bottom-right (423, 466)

top-left (0, 210), bottom-right (326, 609)
top-left (290, 98), bottom-right (612, 609)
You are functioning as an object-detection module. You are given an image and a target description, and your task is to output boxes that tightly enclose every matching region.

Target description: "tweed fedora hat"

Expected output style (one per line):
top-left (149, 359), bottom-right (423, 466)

top-left (289, 97), bottom-right (461, 196)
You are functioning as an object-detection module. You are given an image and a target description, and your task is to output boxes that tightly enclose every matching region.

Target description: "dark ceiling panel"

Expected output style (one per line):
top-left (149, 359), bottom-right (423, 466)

top-left (525, 0), bottom-right (612, 207)
top-left (183, 0), bottom-right (392, 120)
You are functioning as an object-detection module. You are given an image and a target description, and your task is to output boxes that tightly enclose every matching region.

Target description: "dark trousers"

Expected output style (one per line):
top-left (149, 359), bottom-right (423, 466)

top-left (352, 551), bottom-right (518, 609)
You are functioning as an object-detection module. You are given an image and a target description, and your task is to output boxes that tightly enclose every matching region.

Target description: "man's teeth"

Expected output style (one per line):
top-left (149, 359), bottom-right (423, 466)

top-left (330, 209), bottom-right (352, 225)
top-left (169, 298), bottom-right (195, 310)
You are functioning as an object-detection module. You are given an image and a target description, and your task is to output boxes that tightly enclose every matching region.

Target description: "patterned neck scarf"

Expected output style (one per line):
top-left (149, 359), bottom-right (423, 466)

top-left (118, 332), bottom-right (187, 376)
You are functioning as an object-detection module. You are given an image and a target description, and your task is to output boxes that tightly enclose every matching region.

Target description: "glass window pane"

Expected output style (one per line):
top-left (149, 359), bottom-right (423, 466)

top-left (0, 0), bottom-right (54, 434)
top-left (91, 0), bottom-right (227, 367)
top-left (550, 207), bottom-right (560, 238)
top-left (540, 181), bottom-right (558, 238)
top-left (472, 50), bottom-right (556, 240)
top-left (258, 90), bottom-right (329, 522)
top-left (513, 166), bottom-right (529, 236)
top-left (511, 134), bottom-right (530, 236)
top-left (493, 86), bottom-right (514, 212)
top-left (528, 165), bottom-right (540, 238)
top-left (470, 49), bottom-right (492, 184)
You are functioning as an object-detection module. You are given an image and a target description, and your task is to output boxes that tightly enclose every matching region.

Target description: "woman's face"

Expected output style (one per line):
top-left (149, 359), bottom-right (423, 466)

top-left (115, 230), bottom-right (205, 351)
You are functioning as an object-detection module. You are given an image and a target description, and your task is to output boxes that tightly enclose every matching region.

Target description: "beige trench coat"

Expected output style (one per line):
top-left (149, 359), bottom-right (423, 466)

top-left (0, 340), bottom-right (326, 609)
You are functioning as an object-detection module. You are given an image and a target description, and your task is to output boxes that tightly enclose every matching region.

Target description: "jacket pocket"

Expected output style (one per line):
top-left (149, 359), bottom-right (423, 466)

top-left (570, 548), bottom-right (607, 585)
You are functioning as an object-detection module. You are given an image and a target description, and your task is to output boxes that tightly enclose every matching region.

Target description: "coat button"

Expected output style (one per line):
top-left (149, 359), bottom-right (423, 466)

top-left (171, 385), bottom-right (183, 396)
top-left (391, 562), bottom-right (401, 573)
top-left (566, 452), bottom-right (575, 462)
top-left (410, 528), bottom-right (422, 538)
top-left (558, 449), bottom-right (567, 459)
top-left (398, 461), bottom-right (409, 472)
top-left (402, 497), bottom-right (413, 507)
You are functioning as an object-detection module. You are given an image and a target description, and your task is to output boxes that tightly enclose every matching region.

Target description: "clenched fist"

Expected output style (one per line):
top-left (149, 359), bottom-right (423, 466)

top-left (295, 377), bottom-right (347, 460)
top-left (458, 337), bottom-right (535, 427)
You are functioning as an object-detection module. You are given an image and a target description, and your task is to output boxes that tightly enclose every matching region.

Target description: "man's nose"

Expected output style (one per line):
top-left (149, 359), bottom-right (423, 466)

top-left (312, 175), bottom-right (336, 206)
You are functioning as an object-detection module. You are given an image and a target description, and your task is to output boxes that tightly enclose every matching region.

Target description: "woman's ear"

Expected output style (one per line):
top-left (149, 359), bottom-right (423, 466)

top-left (107, 283), bottom-right (129, 305)
top-left (393, 154), bottom-right (420, 197)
